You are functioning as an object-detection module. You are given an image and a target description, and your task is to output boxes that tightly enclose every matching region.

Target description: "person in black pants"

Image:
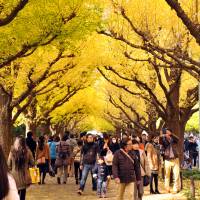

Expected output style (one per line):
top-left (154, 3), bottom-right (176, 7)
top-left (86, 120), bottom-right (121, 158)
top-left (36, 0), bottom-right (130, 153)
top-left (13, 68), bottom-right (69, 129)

top-left (145, 135), bottom-right (161, 194)
top-left (188, 135), bottom-right (198, 167)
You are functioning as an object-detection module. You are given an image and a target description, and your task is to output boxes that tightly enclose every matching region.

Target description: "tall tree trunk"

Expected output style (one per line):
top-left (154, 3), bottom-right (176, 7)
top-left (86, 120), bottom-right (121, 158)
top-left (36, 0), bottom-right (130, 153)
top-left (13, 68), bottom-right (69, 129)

top-left (24, 98), bottom-right (37, 138)
top-left (25, 119), bottom-right (37, 138)
top-left (0, 88), bottom-right (13, 157)
top-left (39, 118), bottom-right (51, 135)
top-left (50, 123), bottom-right (65, 137)
top-left (165, 70), bottom-right (183, 162)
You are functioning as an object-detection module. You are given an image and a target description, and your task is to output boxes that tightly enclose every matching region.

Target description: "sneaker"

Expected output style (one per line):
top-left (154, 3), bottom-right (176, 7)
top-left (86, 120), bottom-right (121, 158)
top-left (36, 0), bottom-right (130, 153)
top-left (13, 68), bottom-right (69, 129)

top-left (77, 189), bottom-right (83, 195)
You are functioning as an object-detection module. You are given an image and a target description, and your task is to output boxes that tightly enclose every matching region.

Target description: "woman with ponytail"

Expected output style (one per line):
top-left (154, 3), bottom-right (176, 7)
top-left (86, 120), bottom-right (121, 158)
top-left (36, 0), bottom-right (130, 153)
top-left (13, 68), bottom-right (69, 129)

top-left (8, 136), bottom-right (34, 200)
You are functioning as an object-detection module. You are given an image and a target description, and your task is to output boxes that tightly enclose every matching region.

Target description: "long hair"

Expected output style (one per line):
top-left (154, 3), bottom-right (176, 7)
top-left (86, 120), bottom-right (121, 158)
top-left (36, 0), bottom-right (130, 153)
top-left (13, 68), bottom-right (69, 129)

top-left (12, 136), bottom-right (27, 171)
top-left (0, 145), bottom-right (9, 199)
top-left (38, 136), bottom-right (45, 151)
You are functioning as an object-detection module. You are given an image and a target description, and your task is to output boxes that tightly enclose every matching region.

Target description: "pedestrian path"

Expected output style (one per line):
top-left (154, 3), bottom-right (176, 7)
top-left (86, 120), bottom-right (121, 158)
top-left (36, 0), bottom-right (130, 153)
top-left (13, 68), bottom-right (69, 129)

top-left (26, 176), bottom-right (186, 200)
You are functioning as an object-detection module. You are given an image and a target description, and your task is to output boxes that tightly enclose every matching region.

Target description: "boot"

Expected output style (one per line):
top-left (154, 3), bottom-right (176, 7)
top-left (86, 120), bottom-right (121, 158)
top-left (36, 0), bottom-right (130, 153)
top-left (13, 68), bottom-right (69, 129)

top-left (155, 189), bottom-right (160, 194)
top-left (57, 177), bottom-right (61, 184)
top-left (150, 189), bottom-right (156, 194)
top-left (42, 173), bottom-right (46, 184)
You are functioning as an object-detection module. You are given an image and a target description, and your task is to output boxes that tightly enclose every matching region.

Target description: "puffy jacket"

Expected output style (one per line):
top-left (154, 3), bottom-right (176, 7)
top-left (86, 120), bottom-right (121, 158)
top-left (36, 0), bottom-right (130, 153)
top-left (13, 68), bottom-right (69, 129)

top-left (55, 141), bottom-right (72, 167)
top-left (92, 163), bottom-right (109, 181)
top-left (112, 149), bottom-right (141, 183)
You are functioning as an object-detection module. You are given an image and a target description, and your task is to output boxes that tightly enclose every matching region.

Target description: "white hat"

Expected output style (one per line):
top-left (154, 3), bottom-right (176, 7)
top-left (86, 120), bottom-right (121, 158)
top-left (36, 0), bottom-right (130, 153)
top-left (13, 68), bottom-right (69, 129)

top-left (142, 130), bottom-right (148, 136)
top-left (189, 133), bottom-right (194, 138)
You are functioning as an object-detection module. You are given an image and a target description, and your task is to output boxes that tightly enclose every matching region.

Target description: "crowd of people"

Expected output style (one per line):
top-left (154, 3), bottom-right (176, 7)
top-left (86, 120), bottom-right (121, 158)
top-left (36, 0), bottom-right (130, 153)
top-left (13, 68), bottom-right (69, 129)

top-left (0, 128), bottom-right (186, 200)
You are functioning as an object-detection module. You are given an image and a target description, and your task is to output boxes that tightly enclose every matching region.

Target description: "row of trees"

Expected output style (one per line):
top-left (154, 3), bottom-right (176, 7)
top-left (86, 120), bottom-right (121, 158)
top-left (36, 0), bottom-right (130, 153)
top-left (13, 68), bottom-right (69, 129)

top-left (0, 0), bottom-right (200, 158)
top-left (0, 0), bottom-right (103, 155)
top-left (96, 0), bottom-right (200, 160)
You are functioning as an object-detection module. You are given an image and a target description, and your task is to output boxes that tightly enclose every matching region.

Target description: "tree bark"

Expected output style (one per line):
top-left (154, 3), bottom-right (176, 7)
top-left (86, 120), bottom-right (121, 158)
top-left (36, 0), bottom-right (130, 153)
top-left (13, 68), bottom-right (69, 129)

top-left (165, 69), bottom-right (183, 162)
top-left (25, 119), bottom-right (37, 137)
top-left (38, 118), bottom-right (51, 135)
top-left (0, 87), bottom-right (13, 157)
top-left (165, 0), bottom-right (200, 45)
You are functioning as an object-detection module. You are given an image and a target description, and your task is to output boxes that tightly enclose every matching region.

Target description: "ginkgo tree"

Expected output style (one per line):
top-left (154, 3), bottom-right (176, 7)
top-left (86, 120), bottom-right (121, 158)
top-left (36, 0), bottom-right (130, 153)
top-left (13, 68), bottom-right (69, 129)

top-left (95, 0), bottom-right (199, 160)
top-left (0, 0), bottom-right (102, 155)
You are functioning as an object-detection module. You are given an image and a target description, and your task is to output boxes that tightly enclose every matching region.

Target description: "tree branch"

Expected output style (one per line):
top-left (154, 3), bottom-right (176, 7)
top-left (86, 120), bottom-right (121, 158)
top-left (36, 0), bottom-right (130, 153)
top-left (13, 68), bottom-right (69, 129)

top-left (0, 0), bottom-right (29, 26)
top-left (11, 50), bottom-right (63, 108)
top-left (165, 0), bottom-right (200, 45)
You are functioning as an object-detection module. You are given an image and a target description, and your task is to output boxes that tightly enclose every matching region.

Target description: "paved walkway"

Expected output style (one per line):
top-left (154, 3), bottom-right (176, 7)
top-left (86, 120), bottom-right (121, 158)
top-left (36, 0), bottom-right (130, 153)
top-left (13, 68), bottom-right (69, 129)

top-left (26, 176), bottom-right (186, 200)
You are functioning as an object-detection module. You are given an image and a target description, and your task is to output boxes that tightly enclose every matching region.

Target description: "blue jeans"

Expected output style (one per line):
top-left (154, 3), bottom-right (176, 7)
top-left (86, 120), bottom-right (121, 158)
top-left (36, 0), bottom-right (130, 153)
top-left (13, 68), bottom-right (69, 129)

top-left (97, 178), bottom-right (107, 196)
top-left (79, 164), bottom-right (97, 191)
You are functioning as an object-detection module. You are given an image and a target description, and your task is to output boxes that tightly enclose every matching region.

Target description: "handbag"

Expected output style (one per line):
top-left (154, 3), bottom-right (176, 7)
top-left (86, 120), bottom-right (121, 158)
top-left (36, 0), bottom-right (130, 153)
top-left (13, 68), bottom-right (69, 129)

top-left (143, 175), bottom-right (150, 186)
top-left (104, 149), bottom-right (113, 165)
top-left (29, 167), bottom-right (40, 184)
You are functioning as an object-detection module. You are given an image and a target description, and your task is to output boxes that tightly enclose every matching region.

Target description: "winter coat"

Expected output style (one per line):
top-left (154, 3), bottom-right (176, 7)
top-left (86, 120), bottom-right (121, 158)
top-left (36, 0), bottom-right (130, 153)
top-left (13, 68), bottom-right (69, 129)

top-left (159, 134), bottom-right (179, 160)
top-left (139, 149), bottom-right (151, 177)
top-left (26, 137), bottom-right (36, 158)
top-left (92, 162), bottom-right (110, 182)
top-left (145, 143), bottom-right (160, 171)
top-left (188, 142), bottom-right (198, 153)
top-left (81, 142), bottom-right (99, 165)
top-left (55, 141), bottom-right (72, 167)
top-left (4, 174), bottom-right (20, 200)
top-left (35, 144), bottom-right (50, 161)
top-left (112, 149), bottom-right (141, 183)
top-left (7, 148), bottom-right (34, 190)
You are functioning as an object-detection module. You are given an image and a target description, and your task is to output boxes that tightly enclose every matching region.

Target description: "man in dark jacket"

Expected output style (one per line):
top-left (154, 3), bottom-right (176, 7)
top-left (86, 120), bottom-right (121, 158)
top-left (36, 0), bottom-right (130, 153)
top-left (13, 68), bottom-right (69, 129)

top-left (112, 138), bottom-right (141, 200)
top-left (188, 134), bottom-right (198, 167)
top-left (160, 128), bottom-right (180, 194)
top-left (26, 131), bottom-right (36, 158)
top-left (77, 133), bottom-right (99, 195)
